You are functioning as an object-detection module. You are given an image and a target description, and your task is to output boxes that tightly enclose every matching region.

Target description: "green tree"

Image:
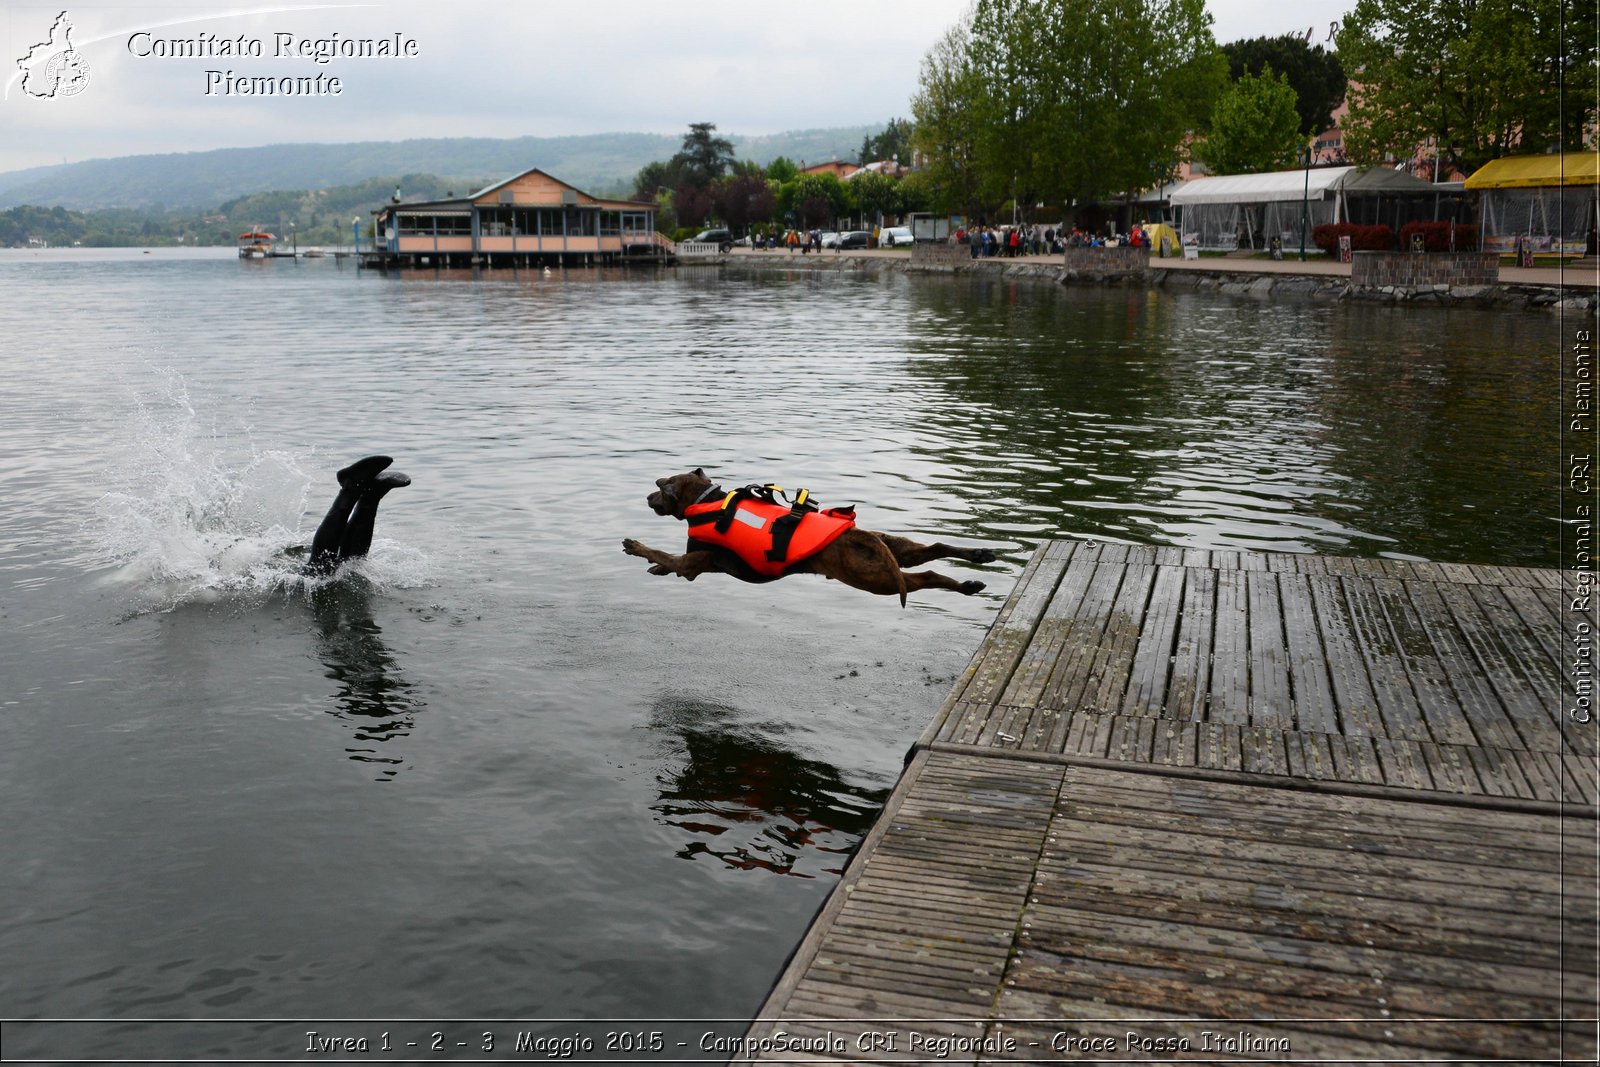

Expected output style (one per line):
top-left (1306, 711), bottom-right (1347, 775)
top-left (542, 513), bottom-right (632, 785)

top-left (670, 122), bottom-right (736, 187)
top-left (765, 156), bottom-right (799, 183)
top-left (914, 0), bottom-right (1224, 222)
top-left (1221, 35), bottom-right (1346, 135)
top-left (858, 118), bottom-right (916, 165)
top-left (849, 170), bottom-right (903, 225)
top-left (909, 21), bottom-right (986, 217)
top-left (779, 173), bottom-right (850, 227)
top-left (1197, 64), bottom-right (1307, 174)
top-left (631, 159), bottom-right (681, 202)
top-left (1336, 0), bottom-right (1598, 176)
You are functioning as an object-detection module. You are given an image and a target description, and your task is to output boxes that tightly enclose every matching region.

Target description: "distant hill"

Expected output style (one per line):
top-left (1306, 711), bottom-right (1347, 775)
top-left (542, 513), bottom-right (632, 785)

top-left (0, 127), bottom-right (883, 211)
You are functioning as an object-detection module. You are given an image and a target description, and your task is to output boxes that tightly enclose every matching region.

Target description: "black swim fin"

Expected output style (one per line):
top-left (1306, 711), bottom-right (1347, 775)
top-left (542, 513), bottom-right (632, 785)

top-left (337, 455), bottom-right (393, 488)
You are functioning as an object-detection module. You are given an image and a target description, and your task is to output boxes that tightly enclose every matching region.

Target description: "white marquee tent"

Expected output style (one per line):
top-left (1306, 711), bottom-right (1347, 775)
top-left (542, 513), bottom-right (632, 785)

top-left (1170, 165), bottom-right (1439, 251)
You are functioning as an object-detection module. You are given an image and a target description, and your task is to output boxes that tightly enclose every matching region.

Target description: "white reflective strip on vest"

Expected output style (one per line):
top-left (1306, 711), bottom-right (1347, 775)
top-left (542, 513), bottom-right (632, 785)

top-left (732, 508), bottom-right (768, 530)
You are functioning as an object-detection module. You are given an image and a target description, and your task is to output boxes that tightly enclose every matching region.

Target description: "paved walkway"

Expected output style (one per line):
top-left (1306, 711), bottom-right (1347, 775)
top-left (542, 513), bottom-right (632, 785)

top-left (731, 246), bottom-right (1599, 288)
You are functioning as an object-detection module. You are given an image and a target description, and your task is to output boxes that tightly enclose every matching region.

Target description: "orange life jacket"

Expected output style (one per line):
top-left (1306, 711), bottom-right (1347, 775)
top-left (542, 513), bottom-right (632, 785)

top-left (684, 487), bottom-right (856, 578)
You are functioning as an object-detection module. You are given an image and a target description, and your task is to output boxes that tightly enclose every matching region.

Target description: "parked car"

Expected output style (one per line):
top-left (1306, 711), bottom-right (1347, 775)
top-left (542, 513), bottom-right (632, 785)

top-left (819, 231), bottom-right (842, 248)
top-left (690, 228), bottom-right (733, 252)
top-left (837, 230), bottom-right (871, 249)
top-left (879, 226), bottom-right (914, 248)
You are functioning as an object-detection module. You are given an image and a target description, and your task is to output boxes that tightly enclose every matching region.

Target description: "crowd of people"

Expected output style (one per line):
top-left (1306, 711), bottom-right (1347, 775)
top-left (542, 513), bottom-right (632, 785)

top-left (739, 221), bottom-right (1162, 256)
top-left (951, 222), bottom-right (1154, 258)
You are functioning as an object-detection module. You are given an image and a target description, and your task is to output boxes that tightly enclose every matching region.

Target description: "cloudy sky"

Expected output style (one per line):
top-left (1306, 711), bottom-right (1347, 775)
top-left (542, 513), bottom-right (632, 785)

top-left (1, 0), bottom-right (1346, 174)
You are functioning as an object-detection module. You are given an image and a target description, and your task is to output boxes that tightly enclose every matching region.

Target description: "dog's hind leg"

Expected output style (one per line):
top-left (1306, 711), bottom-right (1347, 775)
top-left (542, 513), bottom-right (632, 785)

top-left (871, 532), bottom-right (997, 568)
top-left (621, 539), bottom-right (719, 581)
top-left (902, 569), bottom-right (987, 596)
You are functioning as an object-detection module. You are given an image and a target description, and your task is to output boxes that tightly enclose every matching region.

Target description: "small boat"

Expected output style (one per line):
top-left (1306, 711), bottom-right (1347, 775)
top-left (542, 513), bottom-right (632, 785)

top-left (237, 230), bottom-right (275, 258)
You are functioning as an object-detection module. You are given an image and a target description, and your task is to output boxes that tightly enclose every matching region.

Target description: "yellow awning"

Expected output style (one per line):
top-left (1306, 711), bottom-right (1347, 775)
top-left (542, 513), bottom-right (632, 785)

top-left (1465, 152), bottom-right (1599, 189)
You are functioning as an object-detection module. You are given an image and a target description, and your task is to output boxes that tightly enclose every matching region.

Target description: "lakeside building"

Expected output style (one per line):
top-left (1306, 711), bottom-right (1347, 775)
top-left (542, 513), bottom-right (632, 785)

top-left (367, 168), bottom-right (658, 268)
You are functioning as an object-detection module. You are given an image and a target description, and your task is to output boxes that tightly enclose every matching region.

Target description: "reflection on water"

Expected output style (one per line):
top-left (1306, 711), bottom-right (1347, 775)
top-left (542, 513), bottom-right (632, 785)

top-left (650, 695), bottom-right (890, 878)
top-left (894, 278), bottom-right (1557, 565)
top-left (309, 578), bottom-right (425, 779)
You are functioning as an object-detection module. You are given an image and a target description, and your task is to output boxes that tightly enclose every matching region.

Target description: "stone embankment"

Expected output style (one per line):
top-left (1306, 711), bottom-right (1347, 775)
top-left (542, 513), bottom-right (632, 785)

top-left (717, 245), bottom-right (1596, 312)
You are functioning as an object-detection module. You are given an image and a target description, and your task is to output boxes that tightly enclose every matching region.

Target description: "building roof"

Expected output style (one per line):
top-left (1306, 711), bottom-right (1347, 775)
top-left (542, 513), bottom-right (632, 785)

top-left (1169, 165), bottom-right (1436, 205)
top-left (1465, 152), bottom-right (1600, 190)
top-left (374, 167), bottom-right (654, 216)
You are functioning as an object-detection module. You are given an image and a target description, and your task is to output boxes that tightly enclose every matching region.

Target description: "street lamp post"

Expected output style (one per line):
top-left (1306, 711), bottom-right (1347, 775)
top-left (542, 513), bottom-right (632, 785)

top-left (353, 217), bottom-right (361, 255)
top-left (1298, 141), bottom-right (1312, 262)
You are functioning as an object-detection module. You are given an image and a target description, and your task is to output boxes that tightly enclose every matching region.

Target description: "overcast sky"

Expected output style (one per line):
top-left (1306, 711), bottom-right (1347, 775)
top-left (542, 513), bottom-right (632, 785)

top-left (1, 0), bottom-right (1347, 174)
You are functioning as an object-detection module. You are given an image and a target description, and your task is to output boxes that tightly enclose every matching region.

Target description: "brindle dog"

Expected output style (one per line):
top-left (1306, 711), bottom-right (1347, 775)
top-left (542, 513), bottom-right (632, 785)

top-left (621, 469), bottom-right (995, 606)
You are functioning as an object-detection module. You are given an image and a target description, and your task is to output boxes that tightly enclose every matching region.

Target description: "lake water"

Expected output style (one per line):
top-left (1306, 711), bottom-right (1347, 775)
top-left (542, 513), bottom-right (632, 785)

top-left (0, 248), bottom-right (1558, 1057)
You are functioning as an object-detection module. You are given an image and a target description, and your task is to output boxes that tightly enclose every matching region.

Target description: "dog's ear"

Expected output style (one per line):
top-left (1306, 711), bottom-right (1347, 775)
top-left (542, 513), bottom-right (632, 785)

top-left (693, 467), bottom-right (705, 478)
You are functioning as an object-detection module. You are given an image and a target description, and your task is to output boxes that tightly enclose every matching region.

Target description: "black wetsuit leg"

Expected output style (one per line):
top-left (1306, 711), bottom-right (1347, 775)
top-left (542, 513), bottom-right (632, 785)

top-left (304, 456), bottom-right (393, 576)
top-left (336, 471), bottom-right (410, 563)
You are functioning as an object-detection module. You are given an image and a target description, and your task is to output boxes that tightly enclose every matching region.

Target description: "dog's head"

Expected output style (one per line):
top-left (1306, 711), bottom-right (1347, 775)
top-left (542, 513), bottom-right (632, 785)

top-left (647, 468), bottom-right (717, 519)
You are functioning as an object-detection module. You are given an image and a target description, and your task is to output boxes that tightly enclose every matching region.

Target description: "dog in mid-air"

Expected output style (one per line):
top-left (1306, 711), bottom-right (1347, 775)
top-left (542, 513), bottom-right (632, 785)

top-left (621, 469), bottom-right (995, 606)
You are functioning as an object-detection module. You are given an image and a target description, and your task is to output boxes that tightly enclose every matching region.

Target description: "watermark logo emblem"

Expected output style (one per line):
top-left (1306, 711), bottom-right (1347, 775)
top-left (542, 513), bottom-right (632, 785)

top-left (17, 11), bottom-right (91, 99)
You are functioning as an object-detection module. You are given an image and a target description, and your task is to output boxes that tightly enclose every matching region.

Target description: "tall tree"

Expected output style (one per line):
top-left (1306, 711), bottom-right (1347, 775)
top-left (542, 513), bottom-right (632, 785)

top-left (859, 118), bottom-right (915, 164)
top-left (779, 173), bottom-right (850, 227)
top-left (1221, 34), bottom-right (1347, 135)
top-left (1336, 0), bottom-right (1598, 176)
top-left (715, 173), bottom-right (777, 233)
top-left (766, 156), bottom-right (799, 183)
top-left (671, 122), bottom-right (737, 187)
top-left (910, 22), bottom-right (985, 217)
top-left (631, 159), bottom-right (681, 202)
top-left (914, 0), bottom-right (1225, 220)
top-left (850, 170), bottom-right (904, 224)
top-left (672, 183), bottom-right (713, 228)
top-left (1197, 64), bottom-right (1307, 175)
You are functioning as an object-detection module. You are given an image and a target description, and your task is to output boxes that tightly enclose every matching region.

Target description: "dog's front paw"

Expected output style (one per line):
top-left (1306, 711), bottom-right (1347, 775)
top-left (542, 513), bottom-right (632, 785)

top-left (622, 538), bottom-right (646, 557)
top-left (969, 548), bottom-right (998, 564)
top-left (647, 564), bottom-right (671, 576)
top-left (958, 580), bottom-right (987, 595)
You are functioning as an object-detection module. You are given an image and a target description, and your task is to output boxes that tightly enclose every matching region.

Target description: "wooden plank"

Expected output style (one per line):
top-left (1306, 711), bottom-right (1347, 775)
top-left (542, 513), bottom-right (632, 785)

top-left (1054, 769), bottom-right (1568, 847)
top-left (1194, 721), bottom-right (1242, 772)
top-left (1373, 737), bottom-right (1434, 791)
top-left (1562, 752), bottom-right (1599, 805)
top-left (1406, 578), bottom-right (1525, 751)
top-left (1419, 742), bottom-right (1482, 795)
top-left (1078, 563), bottom-right (1156, 717)
top-left (996, 554), bottom-right (1097, 710)
top-left (937, 541), bottom-right (1073, 728)
top-left (1120, 565), bottom-right (1183, 717)
top-left (1436, 581), bottom-right (1571, 754)
top-left (1370, 577), bottom-right (1478, 745)
top-left (1240, 725), bottom-right (1290, 776)
top-left (1278, 572), bottom-right (1339, 734)
top-left (1342, 574), bottom-right (1431, 740)
top-left (1036, 562), bottom-right (1128, 723)
top-left (1165, 566), bottom-right (1215, 723)
top-left (1245, 571), bottom-right (1293, 729)
top-left (1308, 574), bottom-right (1386, 737)
top-left (1208, 567), bottom-right (1251, 725)
top-left (1038, 859), bottom-right (1578, 947)
top-left (1149, 718), bottom-right (1197, 767)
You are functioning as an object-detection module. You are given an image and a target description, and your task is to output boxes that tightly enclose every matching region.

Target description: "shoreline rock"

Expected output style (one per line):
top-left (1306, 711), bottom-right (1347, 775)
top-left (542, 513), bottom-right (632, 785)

top-left (712, 252), bottom-right (1596, 312)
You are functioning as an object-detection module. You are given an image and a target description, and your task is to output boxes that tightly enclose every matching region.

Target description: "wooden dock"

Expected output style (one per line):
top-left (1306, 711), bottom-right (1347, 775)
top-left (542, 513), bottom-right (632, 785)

top-left (743, 542), bottom-right (1598, 1063)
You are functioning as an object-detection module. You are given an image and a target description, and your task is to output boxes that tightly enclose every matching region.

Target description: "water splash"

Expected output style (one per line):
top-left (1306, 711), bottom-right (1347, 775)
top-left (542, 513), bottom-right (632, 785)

top-left (88, 370), bottom-right (429, 608)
